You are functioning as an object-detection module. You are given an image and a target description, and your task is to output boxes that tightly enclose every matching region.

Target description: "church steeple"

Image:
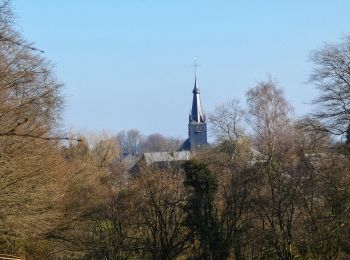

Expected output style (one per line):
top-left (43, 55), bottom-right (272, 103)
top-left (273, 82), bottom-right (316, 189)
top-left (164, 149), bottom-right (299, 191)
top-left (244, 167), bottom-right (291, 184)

top-left (180, 58), bottom-right (209, 151)
top-left (190, 77), bottom-right (206, 123)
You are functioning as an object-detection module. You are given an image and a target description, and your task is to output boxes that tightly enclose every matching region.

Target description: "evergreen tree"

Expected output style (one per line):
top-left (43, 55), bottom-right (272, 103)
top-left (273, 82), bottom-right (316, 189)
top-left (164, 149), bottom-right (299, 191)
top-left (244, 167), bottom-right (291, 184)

top-left (183, 160), bottom-right (220, 259)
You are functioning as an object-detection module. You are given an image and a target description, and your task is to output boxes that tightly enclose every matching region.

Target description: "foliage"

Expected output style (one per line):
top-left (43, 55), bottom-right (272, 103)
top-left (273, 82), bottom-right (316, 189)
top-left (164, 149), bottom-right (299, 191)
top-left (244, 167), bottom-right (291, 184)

top-left (183, 160), bottom-right (230, 259)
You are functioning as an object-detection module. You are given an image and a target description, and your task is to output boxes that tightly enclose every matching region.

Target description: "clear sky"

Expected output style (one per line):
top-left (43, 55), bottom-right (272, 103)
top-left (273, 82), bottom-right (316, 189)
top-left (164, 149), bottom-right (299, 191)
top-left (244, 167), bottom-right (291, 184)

top-left (13, 1), bottom-right (350, 139)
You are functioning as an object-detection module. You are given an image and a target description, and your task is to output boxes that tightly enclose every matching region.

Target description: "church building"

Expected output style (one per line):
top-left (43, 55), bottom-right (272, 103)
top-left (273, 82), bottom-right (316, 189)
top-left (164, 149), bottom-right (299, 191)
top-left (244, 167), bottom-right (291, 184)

top-left (180, 76), bottom-right (209, 151)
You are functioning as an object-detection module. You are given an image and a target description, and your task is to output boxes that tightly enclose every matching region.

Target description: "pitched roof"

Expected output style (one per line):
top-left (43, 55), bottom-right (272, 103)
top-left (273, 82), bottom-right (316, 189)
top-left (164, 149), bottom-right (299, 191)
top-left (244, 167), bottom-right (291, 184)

top-left (190, 77), bottom-right (206, 123)
top-left (143, 151), bottom-right (191, 166)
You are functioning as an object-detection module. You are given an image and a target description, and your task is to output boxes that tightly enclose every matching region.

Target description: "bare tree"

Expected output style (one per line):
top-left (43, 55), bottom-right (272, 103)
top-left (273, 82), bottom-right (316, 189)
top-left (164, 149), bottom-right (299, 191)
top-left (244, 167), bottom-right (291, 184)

top-left (46, 133), bottom-right (125, 259)
top-left (293, 118), bottom-right (331, 154)
top-left (0, 0), bottom-right (12, 34)
top-left (246, 79), bottom-right (293, 157)
top-left (299, 155), bottom-right (350, 259)
top-left (0, 2), bottom-right (84, 256)
top-left (309, 35), bottom-right (350, 138)
top-left (0, 25), bottom-right (62, 140)
top-left (0, 136), bottom-right (81, 257)
top-left (133, 169), bottom-right (190, 259)
top-left (117, 129), bottom-right (141, 154)
top-left (80, 131), bottom-right (121, 168)
top-left (208, 99), bottom-right (245, 142)
top-left (199, 139), bottom-right (256, 259)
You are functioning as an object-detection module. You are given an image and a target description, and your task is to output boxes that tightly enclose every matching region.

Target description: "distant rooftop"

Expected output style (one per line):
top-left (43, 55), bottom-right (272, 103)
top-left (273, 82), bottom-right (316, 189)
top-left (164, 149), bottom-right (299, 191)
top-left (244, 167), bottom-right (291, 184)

top-left (143, 151), bottom-right (191, 166)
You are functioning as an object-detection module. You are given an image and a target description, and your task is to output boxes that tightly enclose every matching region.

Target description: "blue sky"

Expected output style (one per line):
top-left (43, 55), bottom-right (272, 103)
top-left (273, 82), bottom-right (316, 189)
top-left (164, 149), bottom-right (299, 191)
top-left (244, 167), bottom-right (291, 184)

top-left (13, 1), bottom-right (350, 139)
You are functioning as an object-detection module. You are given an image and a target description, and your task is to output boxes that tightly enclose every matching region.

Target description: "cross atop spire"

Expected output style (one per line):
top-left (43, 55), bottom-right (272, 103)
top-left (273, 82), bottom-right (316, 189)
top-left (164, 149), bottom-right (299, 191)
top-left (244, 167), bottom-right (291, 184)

top-left (192, 57), bottom-right (200, 78)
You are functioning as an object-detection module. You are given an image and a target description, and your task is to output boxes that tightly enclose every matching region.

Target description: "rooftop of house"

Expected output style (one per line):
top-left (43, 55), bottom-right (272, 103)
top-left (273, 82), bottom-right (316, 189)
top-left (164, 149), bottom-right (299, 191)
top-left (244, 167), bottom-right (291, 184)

top-left (143, 151), bottom-right (191, 166)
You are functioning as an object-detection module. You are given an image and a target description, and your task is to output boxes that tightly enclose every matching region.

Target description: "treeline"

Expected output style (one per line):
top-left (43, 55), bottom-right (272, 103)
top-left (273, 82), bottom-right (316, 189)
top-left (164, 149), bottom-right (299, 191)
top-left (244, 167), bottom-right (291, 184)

top-left (1, 0), bottom-right (350, 259)
top-left (116, 130), bottom-right (184, 154)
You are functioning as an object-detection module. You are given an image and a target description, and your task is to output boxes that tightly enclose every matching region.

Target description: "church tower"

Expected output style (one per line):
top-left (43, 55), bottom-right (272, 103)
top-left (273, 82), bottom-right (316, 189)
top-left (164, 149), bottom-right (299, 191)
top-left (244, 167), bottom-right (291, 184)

top-left (181, 75), bottom-right (209, 151)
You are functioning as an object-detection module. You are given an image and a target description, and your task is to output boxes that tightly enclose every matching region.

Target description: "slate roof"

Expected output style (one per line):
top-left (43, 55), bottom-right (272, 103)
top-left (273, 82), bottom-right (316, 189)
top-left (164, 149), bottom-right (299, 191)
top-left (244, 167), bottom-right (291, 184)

top-left (190, 77), bottom-right (206, 123)
top-left (143, 151), bottom-right (191, 166)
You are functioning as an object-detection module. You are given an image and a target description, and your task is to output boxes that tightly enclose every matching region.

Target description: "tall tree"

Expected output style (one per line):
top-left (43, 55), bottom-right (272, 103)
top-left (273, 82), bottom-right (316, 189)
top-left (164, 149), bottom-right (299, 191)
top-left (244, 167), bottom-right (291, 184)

top-left (246, 79), bottom-right (293, 157)
top-left (199, 138), bottom-right (255, 259)
top-left (208, 99), bottom-right (245, 143)
top-left (133, 169), bottom-right (190, 259)
top-left (309, 35), bottom-right (350, 138)
top-left (299, 155), bottom-right (350, 259)
top-left (0, 0), bottom-right (67, 253)
top-left (183, 160), bottom-right (225, 259)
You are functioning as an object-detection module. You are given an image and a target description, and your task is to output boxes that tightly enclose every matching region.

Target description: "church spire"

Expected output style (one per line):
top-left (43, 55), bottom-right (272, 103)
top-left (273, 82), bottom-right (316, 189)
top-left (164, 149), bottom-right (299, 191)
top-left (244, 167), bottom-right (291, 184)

top-left (190, 75), bottom-right (205, 123)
